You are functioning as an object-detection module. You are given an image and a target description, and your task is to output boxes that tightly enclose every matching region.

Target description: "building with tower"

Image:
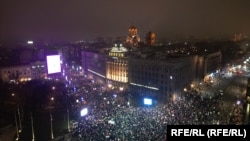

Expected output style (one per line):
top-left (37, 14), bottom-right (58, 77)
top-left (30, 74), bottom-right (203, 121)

top-left (125, 26), bottom-right (141, 47)
top-left (145, 32), bottom-right (156, 46)
top-left (79, 26), bottom-right (223, 105)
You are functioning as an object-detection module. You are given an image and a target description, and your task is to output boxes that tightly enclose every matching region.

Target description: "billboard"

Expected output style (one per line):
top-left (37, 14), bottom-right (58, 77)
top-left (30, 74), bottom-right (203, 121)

top-left (46, 55), bottom-right (61, 74)
top-left (143, 98), bottom-right (152, 106)
top-left (80, 108), bottom-right (88, 117)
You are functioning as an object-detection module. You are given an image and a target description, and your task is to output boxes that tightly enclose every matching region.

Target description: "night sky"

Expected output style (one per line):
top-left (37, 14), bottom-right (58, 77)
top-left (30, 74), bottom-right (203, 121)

top-left (1, 0), bottom-right (250, 42)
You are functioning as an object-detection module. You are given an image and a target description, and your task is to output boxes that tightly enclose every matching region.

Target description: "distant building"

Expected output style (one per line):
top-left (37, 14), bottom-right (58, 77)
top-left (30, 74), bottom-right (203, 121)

top-left (233, 33), bottom-right (242, 42)
top-left (81, 44), bottom-right (200, 104)
top-left (0, 65), bottom-right (32, 83)
top-left (197, 51), bottom-right (222, 83)
top-left (30, 61), bottom-right (47, 79)
top-left (0, 61), bottom-right (46, 83)
top-left (128, 55), bottom-right (197, 103)
top-left (145, 32), bottom-right (156, 46)
top-left (81, 50), bottom-right (107, 83)
top-left (125, 26), bottom-right (141, 47)
top-left (106, 43), bottom-right (128, 88)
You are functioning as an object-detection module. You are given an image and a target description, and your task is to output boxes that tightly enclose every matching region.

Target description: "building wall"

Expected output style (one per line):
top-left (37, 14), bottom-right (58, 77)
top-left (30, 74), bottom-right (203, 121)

top-left (30, 61), bottom-right (47, 79)
top-left (80, 49), bottom-right (221, 104)
top-left (194, 50), bottom-right (222, 83)
top-left (128, 55), bottom-right (197, 103)
top-left (0, 65), bottom-right (32, 82)
top-left (204, 51), bottom-right (222, 75)
top-left (145, 32), bottom-right (156, 46)
top-left (0, 61), bottom-right (47, 83)
top-left (106, 57), bottom-right (128, 83)
top-left (81, 50), bottom-right (107, 80)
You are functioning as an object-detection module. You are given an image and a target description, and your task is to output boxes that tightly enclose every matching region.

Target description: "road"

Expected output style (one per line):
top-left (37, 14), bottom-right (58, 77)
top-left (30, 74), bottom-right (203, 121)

top-left (203, 74), bottom-right (248, 124)
top-left (221, 75), bottom-right (246, 124)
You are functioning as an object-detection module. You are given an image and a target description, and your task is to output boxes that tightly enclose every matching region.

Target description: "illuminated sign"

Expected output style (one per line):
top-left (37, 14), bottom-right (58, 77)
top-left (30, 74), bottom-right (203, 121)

top-left (46, 55), bottom-right (61, 74)
top-left (144, 98), bottom-right (152, 105)
top-left (80, 108), bottom-right (88, 117)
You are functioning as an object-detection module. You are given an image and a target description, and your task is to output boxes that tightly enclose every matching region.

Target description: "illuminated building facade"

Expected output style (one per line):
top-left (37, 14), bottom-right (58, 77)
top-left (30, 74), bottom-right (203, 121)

top-left (80, 42), bottom-right (221, 104)
top-left (125, 26), bottom-right (141, 47)
top-left (0, 65), bottom-right (31, 83)
top-left (199, 51), bottom-right (222, 83)
top-left (0, 61), bottom-right (47, 83)
top-left (30, 61), bottom-right (47, 79)
top-left (145, 32), bottom-right (156, 46)
top-left (106, 43), bottom-right (128, 84)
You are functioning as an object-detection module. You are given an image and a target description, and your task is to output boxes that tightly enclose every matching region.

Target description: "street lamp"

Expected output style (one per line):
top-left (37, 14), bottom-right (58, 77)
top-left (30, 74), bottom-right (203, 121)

top-left (50, 96), bottom-right (54, 101)
top-left (17, 107), bottom-right (22, 133)
top-left (119, 87), bottom-right (124, 91)
top-left (52, 86), bottom-right (56, 91)
top-left (49, 96), bottom-right (54, 140)
top-left (31, 113), bottom-right (35, 141)
top-left (15, 112), bottom-right (19, 141)
top-left (50, 111), bottom-right (54, 140)
top-left (183, 88), bottom-right (187, 92)
top-left (12, 93), bottom-right (22, 133)
top-left (67, 109), bottom-right (70, 132)
top-left (108, 84), bottom-right (112, 88)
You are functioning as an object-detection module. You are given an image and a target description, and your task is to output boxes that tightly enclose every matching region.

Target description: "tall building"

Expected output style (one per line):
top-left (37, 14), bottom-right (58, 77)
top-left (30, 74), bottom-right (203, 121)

top-left (106, 43), bottom-right (128, 88)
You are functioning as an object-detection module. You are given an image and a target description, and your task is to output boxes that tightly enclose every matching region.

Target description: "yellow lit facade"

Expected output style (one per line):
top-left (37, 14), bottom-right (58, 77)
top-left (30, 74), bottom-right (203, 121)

top-left (106, 43), bottom-right (128, 83)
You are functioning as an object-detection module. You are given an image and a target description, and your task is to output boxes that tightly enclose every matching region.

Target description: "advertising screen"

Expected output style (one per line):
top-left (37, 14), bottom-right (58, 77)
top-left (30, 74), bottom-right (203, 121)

top-left (46, 55), bottom-right (61, 74)
top-left (143, 98), bottom-right (152, 106)
top-left (80, 108), bottom-right (88, 117)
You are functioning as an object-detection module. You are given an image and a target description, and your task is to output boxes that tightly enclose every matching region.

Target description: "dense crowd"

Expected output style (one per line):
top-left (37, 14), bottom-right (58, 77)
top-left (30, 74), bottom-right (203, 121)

top-left (62, 75), bottom-right (243, 141)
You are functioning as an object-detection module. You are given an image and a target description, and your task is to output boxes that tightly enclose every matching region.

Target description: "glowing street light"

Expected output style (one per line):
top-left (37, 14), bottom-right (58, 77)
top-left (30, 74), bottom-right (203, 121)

top-left (50, 111), bottom-right (54, 140)
top-left (31, 113), bottom-right (35, 141)
top-left (183, 88), bottom-right (187, 92)
top-left (50, 97), bottom-right (54, 101)
top-left (119, 87), bottom-right (124, 91)
top-left (52, 86), bottom-right (56, 91)
top-left (17, 107), bottom-right (22, 133)
top-left (67, 109), bottom-right (70, 132)
top-left (108, 84), bottom-right (112, 88)
top-left (15, 112), bottom-right (19, 141)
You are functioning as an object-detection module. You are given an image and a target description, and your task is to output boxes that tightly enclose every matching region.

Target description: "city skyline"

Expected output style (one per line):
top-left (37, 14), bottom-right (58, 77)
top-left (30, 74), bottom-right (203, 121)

top-left (1, 0), bottom-right (250, 42)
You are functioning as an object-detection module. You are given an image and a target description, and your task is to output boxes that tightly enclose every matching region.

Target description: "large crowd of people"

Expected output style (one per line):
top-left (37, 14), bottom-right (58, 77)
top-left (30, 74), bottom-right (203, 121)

top-left (59, 74), bottom-right (243, 141)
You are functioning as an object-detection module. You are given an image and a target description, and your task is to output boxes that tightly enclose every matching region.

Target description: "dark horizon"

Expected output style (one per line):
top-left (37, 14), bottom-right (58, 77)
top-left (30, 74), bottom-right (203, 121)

top-left (1, 0), bottom-right (250, 42)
